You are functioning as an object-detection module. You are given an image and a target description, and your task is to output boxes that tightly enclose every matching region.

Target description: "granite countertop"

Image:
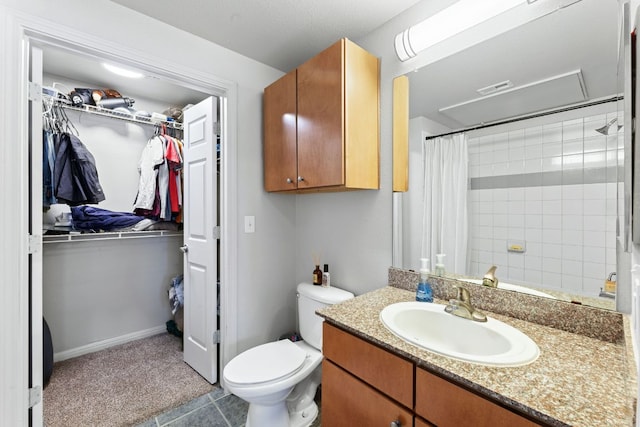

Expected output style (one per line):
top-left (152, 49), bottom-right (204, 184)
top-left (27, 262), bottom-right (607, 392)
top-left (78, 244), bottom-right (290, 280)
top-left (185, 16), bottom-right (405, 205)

top-left (317, 285), bottom-right (637, 427)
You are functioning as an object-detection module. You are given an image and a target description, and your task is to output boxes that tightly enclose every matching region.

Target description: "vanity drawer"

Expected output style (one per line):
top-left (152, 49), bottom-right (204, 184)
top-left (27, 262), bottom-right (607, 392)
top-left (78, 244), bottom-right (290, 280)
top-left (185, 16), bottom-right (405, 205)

top-left (323, 322), bottom-right (414, 408)
top-left (322, 360), bottom-right (413, 427)
top-left (416, 368), bottom-right (542, 427)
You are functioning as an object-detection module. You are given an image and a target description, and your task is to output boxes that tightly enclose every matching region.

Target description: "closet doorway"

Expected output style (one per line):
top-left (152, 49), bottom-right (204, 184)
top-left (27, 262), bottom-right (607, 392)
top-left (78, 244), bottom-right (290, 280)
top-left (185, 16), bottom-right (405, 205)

top-left (25, 30), bottom-right (237, 427)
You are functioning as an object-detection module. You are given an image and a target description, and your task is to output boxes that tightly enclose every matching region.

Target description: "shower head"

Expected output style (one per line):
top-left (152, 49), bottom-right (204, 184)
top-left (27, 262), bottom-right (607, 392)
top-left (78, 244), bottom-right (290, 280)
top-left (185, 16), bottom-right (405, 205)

top-left (595, 118), bottom-right (621, 135)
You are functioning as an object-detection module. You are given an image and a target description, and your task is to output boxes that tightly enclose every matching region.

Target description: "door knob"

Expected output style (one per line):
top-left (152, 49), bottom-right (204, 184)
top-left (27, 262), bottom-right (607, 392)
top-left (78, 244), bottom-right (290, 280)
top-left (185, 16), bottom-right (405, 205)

top-left (179, 244), bottom-right (189, 253)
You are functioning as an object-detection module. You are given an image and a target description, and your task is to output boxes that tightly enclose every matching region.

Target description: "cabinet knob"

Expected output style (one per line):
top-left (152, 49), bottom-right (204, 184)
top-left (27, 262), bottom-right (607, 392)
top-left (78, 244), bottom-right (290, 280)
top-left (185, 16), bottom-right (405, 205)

top-left (390, 421), bottom-right (401, 427)
top-left (286, 178), bottom-right (293, 184)
top-left (297, 176), bottom-right (304, 182)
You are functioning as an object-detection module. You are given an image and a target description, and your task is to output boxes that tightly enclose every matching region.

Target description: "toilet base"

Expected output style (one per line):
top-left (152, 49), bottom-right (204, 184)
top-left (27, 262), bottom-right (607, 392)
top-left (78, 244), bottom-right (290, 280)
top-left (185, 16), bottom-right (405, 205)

top-left (289, 401), bottom-right (318, 427)
top-left (244, 400), bottom-right (318, 427)
top-left (246, 401), bottom-right (290, 427)
top-left (286, 363), bottom-right (321, 427)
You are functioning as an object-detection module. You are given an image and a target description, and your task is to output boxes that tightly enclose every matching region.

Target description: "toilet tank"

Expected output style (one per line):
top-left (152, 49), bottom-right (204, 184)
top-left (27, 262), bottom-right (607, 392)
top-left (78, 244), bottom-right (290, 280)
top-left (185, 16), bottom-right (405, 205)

top-left (297, 282), bottom-right (354, 350)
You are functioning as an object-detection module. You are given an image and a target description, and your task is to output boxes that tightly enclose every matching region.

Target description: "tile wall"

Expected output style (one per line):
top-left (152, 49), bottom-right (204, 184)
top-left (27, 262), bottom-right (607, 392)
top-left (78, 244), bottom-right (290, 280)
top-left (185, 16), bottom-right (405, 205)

top-left (466, 110), bottom-right (622, 297)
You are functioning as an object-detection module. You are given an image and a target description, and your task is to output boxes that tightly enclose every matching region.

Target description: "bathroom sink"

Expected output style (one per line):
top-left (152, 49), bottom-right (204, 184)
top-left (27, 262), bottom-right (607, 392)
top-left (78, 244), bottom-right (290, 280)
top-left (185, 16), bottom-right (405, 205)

top-left (380, 302), bottom-right (539, 367)
top-left (464, 279), bottom-right (556, 299)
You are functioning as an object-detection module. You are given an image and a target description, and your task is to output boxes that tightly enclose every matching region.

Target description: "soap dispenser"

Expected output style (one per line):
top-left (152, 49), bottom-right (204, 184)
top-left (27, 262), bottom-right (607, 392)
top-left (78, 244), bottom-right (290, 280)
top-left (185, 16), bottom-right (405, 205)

top-left (416, 258), bottom-right (433, 303)
top-left (435, 254), bottom-right (446, 277)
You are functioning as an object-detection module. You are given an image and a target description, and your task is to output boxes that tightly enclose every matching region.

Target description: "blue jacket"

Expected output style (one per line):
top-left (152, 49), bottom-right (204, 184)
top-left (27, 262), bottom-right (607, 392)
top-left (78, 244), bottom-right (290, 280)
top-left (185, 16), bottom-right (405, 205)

top-left (54, 132), bottom-right (105, 206)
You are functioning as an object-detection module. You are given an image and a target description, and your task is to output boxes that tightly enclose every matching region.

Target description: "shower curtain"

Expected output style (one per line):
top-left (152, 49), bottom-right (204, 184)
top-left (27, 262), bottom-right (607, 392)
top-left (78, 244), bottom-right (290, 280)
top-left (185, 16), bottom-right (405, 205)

top-left (421, 133), bottom-right (468, 274)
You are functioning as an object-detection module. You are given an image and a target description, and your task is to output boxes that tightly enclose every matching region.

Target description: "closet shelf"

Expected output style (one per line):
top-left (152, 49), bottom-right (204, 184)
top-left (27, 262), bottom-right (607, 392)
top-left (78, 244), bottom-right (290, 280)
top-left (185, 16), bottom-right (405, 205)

top-left (44, 95), bottom-right (184, 131)
top-left (43, 230), bottom-right (183, 244)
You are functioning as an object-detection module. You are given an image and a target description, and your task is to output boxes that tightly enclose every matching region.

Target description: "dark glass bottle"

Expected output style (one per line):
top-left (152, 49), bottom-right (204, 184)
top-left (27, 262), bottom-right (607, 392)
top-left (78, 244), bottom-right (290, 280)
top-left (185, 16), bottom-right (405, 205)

top-left (313, 265), bottom-right (322, 286)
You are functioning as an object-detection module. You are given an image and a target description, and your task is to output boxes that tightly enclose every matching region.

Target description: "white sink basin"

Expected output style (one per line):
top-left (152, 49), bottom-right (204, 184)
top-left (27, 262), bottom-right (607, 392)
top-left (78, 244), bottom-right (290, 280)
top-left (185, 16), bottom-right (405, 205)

top-left (464, 279), bottom-right (556, 299)
top-left (380, 302), bottom-right (539, 367)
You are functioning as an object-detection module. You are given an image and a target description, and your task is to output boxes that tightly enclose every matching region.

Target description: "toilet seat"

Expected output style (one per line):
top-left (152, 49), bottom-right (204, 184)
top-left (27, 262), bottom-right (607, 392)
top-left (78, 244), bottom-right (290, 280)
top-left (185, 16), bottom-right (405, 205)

top-left (224, 339), bottom-right (307, 387)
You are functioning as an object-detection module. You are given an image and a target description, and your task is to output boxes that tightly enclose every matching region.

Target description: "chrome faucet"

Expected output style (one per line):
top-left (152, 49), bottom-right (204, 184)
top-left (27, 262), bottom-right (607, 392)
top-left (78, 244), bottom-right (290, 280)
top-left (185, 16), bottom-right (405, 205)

top-left (482, 265), bottom-right (499, 288)
top-left (445, 286), bottom-right (487, 322)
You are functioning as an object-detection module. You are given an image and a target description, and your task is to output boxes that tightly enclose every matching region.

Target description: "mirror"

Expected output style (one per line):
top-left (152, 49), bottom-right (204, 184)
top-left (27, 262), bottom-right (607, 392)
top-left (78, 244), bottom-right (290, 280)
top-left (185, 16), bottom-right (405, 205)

top-left (393, 0), bottom-right (622, 311)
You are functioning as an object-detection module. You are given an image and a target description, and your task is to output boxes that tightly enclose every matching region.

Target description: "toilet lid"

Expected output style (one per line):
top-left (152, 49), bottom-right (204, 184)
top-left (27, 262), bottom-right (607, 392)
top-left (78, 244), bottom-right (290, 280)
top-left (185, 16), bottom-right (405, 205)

top-left (224, 339), bottom-right (307, 385)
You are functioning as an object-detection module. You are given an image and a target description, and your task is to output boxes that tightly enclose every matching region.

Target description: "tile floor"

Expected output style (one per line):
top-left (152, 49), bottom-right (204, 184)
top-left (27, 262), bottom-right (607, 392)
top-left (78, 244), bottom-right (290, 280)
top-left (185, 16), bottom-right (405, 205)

top-left (136, 388), bottom-right (321, 427)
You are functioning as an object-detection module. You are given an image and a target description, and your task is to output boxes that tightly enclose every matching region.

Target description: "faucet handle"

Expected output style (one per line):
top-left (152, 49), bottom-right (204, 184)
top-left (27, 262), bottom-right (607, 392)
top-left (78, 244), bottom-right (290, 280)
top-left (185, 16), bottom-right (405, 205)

top-left (455, 286), bottom-right (471, 302)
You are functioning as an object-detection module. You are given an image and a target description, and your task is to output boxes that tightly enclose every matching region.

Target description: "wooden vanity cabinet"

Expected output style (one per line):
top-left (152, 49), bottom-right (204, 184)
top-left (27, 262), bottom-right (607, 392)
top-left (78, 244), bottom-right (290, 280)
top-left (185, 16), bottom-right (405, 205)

top-left (263, 38), bottom-right (379, 193)
top-left (322, 322), bottom-right (547, 427)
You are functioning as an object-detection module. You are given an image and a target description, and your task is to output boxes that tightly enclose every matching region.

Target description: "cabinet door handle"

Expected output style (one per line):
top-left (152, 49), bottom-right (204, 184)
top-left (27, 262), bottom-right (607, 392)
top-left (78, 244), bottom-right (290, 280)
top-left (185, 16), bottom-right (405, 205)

top-left (390, 421), bottom-right (401, 427)
top-left (297, 176), bottom-right (304, 182)
top-left (286, 178), bottom-right (293, 184)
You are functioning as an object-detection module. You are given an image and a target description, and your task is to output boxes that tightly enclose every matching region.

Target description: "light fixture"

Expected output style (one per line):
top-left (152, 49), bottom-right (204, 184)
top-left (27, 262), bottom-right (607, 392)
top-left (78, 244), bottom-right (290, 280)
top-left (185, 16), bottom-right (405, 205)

top-left (395, 0), bottom-right (583, 62)
top-left (395, 0), bottom-right (527, 61)
top-left (102, 62), bottom-right (144, 79)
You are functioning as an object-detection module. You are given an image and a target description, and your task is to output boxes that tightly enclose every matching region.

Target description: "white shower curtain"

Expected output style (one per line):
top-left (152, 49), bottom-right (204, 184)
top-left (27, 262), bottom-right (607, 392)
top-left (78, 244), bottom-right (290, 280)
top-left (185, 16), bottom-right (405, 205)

top-left (421, 133), bottom-right (468, 273)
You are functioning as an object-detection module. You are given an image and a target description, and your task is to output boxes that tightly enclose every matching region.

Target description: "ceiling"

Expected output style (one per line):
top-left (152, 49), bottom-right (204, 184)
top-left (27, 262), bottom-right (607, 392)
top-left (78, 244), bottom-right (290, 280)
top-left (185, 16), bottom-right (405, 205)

top-left (407, 0), bottom-right (620, 128)
top-left (43, 0), bottom-right (421, 109)
top-left (109, 0), bottom-right (422, 72)
top-left (42, 0), bottom-right (620, 130)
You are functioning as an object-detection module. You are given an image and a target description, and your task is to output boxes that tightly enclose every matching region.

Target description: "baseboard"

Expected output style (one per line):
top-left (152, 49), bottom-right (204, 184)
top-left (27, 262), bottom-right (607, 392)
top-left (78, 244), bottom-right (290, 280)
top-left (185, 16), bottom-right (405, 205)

top-left (53, 325), bottom-right (168, 362)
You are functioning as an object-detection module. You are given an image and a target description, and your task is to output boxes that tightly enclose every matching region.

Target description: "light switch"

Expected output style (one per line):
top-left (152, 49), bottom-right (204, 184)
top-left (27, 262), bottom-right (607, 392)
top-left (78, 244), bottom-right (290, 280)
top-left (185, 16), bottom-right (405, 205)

top-left (244, 215), bottom-right (255, 233)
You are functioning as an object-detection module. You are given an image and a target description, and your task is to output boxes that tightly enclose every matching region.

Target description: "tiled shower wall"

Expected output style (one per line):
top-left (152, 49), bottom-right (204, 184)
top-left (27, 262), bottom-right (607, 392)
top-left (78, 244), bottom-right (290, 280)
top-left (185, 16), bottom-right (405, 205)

top-left (466, 108), bottom-right (622, 297)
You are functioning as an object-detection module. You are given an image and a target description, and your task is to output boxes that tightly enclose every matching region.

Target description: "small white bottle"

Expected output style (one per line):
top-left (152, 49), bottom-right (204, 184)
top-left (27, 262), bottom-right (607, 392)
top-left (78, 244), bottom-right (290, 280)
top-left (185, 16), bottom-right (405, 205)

top-left (322, 264), bottom-right (331, 288)
top-left (435, 253), bottom-right (446, 277)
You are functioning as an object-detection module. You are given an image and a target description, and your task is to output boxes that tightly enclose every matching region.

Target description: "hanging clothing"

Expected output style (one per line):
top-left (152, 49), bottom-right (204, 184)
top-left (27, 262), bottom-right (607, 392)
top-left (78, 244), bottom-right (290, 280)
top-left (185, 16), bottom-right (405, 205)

top-left (134, 132), bottom-right (184, 222)
top-left (157, 154), bottom-right (170, 220)
top-left (133, 135), bottom-right (165, 211)
top-left (166, 136), bottom-right (182, 214)
top-left (53, 132), bottom-right (106, 206)
top-left (168, 274), bottom-right (184, 316)
top-left (43, 130), bottom-right (57, 208)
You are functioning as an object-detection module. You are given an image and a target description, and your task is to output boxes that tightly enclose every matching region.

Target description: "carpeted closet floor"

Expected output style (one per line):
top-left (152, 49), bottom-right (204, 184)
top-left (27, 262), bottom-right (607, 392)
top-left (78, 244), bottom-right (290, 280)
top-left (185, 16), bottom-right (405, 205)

top-left (43, 333), bottom-right (215, 427)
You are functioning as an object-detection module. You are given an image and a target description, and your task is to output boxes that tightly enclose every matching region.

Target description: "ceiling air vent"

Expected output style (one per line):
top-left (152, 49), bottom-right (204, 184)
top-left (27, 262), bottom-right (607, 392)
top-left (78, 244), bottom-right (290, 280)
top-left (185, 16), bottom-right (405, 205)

top-left (439, 69), bottom-right (587, 126)
top-left (477, 80), bottom-right (513, 96)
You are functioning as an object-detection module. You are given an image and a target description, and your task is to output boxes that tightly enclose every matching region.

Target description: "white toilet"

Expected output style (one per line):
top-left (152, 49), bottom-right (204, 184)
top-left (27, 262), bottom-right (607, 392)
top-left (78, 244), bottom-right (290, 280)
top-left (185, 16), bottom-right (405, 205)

top-left (223, 282), bottom-right (354, 427)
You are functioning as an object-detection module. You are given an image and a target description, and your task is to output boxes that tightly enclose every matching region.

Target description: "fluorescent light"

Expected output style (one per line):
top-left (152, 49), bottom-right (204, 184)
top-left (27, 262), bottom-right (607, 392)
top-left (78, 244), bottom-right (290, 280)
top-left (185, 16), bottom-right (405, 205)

top-left (395, 0), bottom-right (527, 61)
top-left (102, 63), bottom-right (144, 79)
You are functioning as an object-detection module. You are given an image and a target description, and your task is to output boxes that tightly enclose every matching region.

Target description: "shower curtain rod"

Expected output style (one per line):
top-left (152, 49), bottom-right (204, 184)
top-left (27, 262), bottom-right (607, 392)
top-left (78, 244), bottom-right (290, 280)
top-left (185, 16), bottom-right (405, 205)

top-left (424, 95), bottom-right (622, 141)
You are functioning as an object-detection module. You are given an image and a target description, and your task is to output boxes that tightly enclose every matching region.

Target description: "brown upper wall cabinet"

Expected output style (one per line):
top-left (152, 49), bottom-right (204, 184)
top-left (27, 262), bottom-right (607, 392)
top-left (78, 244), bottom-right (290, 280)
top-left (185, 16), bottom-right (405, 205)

top-left (263, 38), bottom-right (380, 193)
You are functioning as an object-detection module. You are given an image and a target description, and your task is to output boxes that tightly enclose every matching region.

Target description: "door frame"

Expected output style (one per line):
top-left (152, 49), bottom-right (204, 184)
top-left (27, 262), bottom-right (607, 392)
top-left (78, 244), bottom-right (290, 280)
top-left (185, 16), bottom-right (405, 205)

top-left (0, 9), bottom-right (239, 425)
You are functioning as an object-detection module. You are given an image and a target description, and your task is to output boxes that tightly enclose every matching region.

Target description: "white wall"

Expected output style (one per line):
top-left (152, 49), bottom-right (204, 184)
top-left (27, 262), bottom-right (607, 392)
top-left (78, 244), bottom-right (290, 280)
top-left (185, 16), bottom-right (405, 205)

top-left (465, 105), bottom-right (620, 297)
top-left (43, 236), bottom-right (182, 357)
top-left (0, 1), bottom-right (293, 423)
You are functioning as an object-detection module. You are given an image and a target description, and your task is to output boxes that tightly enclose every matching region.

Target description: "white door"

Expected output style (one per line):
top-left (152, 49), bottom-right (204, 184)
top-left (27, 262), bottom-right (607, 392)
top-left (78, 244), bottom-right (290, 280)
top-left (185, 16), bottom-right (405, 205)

top-left (29, 43), bottom-right (45, 427)
top-left (183, 96), bottom-right (219, 383)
